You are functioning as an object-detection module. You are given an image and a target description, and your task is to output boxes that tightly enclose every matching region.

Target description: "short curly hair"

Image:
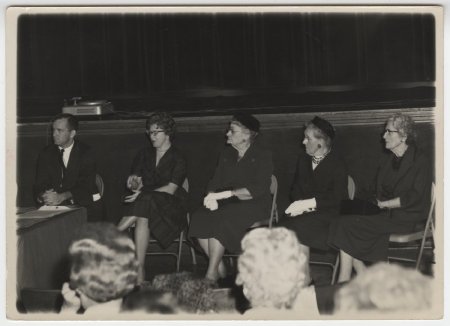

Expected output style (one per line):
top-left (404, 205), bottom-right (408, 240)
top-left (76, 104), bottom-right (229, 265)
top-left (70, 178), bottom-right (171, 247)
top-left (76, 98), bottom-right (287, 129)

top-left (151, 271), bottom-right (216, 313)
top-left (235, 227), bottom-right (309, 309)
top-left (69, 223), bottom-right (139, 303)
top-left (145, 112), bottom-right (176, 139)
top-left (387, 113), bottom-right (417, 145)
top-left (334, 262), bottom-right (432, 312)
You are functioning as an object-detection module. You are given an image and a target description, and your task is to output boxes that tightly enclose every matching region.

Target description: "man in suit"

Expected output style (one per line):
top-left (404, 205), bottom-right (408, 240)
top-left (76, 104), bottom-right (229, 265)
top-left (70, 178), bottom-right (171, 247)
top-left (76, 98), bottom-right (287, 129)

top-left (34, 113), bottom-right (104, 222)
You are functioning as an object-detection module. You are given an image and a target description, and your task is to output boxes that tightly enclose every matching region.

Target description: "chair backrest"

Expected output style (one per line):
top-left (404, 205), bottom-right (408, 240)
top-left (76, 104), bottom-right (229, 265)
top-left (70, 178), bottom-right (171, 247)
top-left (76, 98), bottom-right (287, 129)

top-left (95, 174), bottom-right (104, 197)
top-left (269, 175), bottom-right (278, 228)
top-left (347, 175), bottom-right (355, 200)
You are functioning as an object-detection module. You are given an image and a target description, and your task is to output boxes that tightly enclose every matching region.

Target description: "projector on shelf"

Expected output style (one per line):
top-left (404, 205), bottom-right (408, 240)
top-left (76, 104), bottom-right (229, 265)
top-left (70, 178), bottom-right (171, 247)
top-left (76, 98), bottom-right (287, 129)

top-left (62, 100), bottom-right (114, 116)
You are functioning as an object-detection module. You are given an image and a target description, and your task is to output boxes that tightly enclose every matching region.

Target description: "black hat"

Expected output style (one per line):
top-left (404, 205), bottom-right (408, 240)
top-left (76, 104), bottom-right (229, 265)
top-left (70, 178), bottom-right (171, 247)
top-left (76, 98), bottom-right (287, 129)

top-left (311, 116), bottom-right (335, 139)
top-left (232, 113), bottom-right (260, 133)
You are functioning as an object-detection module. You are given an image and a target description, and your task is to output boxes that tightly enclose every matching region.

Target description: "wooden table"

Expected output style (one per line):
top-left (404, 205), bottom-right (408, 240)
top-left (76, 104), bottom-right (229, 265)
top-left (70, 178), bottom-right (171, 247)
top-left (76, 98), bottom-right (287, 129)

top-left (16, 206), bottom-right (87, 297)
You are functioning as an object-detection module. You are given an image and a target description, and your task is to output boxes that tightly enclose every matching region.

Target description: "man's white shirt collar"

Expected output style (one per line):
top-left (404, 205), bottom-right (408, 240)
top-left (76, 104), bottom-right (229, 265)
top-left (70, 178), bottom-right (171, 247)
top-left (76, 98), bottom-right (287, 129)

top-left (59, 141), bottom-right (74, 167)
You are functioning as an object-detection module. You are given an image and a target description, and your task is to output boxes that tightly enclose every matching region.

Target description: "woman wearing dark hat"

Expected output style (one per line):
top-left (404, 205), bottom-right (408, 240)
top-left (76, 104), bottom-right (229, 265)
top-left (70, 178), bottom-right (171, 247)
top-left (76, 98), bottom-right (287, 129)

top-left (278, 116), bottom-right (348, 281)
top-left (189, 113), bottom-right (273, 282)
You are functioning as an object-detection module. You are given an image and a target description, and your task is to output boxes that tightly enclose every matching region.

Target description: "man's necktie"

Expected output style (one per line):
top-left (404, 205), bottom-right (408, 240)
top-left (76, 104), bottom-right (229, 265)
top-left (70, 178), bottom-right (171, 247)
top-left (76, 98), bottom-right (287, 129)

top-left (59, 148), bottom-right (66, 179)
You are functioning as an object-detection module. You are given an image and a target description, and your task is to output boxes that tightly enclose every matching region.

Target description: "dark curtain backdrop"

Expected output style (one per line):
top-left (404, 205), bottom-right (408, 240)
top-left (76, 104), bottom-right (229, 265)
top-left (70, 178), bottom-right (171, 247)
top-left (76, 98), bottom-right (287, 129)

top-left (17, 13), bottom-right (435, 120)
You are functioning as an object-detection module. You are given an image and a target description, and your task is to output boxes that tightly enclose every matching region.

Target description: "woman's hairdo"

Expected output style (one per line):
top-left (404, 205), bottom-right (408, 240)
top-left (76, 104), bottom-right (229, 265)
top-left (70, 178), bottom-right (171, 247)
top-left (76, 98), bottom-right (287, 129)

top-left (334, 262), bottom-right (432, 312)
top-left (145, 112), bottom-right (176, 138)
top-left (306, 116), bottom-right (335, 148)
top-left (69, 223), bottom-right (139, 303)
top-left (236, 227), bottom-right (309, 309)
top-left (231, 113), bottom-right (260, 133)
top-left (387, 113), bottom-right (417, 145)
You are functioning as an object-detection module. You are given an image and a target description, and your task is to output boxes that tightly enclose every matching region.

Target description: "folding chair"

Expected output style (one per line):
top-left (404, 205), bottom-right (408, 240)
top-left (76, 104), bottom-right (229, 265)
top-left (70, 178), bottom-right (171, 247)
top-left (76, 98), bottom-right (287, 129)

top-left (388, 183), bottom-right (436, 269)
top-left (145, 179), bottom-right (197, 272)
top-left (309, 175), bottom-right (356, 285)
top-left (223, 175), bottom-right (279, 265)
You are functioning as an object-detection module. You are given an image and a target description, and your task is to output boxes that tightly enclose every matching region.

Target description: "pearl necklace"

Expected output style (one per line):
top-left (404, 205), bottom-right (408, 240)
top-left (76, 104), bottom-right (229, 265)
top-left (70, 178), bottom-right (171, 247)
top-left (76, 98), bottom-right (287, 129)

top-left (312, 148), bottom-right (331, 165)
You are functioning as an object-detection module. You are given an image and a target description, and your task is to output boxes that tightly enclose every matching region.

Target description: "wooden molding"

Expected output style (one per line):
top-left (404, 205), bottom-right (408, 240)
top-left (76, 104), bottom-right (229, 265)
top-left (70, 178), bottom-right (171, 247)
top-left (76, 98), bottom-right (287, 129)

top-left (17, 107), bottom-right (434, 137)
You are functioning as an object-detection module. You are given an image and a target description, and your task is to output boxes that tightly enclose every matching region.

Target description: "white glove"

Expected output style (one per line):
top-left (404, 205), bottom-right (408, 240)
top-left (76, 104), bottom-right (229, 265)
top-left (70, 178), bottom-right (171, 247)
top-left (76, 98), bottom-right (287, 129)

top-left (207, 191), bottom-right (233, 201)
top-left (285, 198), bottom-right (317, 217)
top-left (204, 198), bottom-right (219, 211)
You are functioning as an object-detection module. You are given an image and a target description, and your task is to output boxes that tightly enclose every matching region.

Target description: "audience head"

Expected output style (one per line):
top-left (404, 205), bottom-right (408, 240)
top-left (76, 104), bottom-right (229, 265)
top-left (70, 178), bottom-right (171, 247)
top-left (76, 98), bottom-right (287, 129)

top-left (51, 113), bottom-right (79, 148)
top-left (384, 113), bottom-right (417, 146)
top-left (145, 111), bottom-right (176, 140)
top-left (228, 113), bottom-right (260, 145)
top-left (236, 227), bottom-right (309, 309)
top-left (152, 271), bottom-right (217, 313)
top-left (334, 262), bottom-right (432, 313)
top-left (304, 116), bottom-right (335, 155)
top-left (68, 223), bottom-right (139, 305)
top-left (121, 288), bottom-right (178, 314)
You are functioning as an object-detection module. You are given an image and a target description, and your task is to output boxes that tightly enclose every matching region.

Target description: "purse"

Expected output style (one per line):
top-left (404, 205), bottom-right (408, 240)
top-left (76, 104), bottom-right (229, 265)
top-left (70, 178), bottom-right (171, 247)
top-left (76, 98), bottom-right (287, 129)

top-left (340, 198), bottom-right (381, 215)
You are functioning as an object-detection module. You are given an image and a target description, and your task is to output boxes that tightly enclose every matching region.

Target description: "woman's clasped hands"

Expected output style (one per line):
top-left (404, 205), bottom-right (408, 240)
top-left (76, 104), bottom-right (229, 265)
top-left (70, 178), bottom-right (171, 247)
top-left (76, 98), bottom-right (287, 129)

top-left (124, 175), bottom-right (143, 203)
top-left (285, 198), bottom-right (317, 217)
top-left (203, 190), bottom-right (233, 211)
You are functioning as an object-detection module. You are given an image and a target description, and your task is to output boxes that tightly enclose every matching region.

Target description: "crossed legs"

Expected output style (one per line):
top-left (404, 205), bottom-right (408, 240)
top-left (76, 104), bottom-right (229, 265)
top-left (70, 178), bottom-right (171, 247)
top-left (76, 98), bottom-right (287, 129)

top-left (338, 249), bottom-right (366, 283)
top-left (197, 238), bottom-right (227, 281)
top-left (117, 215), bottom-right (149, 284)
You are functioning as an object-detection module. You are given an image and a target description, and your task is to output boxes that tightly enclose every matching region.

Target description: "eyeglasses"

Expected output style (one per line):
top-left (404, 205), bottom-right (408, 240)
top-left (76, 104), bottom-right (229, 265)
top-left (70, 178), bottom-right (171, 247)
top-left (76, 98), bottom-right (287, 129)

top-left (384, 129), bottom-right (399, 135)
top-left (146, 130), bottom-right (165, 136)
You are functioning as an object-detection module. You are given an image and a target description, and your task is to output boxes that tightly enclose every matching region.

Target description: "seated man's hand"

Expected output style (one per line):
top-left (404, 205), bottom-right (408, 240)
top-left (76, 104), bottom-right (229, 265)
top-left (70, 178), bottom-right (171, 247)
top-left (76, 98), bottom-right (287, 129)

top-left (42, 190), bottom-right (65, 206)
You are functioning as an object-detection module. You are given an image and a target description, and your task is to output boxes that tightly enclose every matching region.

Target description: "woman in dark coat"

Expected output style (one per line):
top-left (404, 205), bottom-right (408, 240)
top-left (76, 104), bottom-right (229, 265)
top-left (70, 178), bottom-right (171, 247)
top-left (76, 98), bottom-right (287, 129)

top-left (189, 114), bottom-right (273, 281)
top-left (330, 113), bottom-right (431, 282)
top-left (278, 116), bottom-right (348, 281)
top-left (117, 112), bottom-right (187, 283)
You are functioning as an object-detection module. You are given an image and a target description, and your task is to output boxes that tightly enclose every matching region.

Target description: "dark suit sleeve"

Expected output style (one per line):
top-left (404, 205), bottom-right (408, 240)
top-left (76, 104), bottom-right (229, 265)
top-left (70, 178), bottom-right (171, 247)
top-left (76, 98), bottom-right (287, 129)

top-left (70, 148), bottom-right (96, 206)
top-left (315, 160), bottom-right (348, 210)
top-left (245, 150), bottom-right (273, 199)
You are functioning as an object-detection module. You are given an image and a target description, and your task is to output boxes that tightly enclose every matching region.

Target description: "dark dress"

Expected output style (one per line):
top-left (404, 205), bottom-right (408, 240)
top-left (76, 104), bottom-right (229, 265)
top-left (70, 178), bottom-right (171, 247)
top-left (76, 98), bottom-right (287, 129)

top-left (329, 145), bottom-right (431, 262)
top-left (125, 146), bottom-right (188, 248)
top-left (34, 140), bottom-right (104, 222)
top-left (278, 150), bottom-right (348, 250)
top-left (188, 143), bottom-right (273, 253)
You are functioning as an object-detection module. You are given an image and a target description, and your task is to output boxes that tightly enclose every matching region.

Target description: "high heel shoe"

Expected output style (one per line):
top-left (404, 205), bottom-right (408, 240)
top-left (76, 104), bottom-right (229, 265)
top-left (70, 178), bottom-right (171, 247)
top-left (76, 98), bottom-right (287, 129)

top-left (117, 216), bottom-right (138, 231)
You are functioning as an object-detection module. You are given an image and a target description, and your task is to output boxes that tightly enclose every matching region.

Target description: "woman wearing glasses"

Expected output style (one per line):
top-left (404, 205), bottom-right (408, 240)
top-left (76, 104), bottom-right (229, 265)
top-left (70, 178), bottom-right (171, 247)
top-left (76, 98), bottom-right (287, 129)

top-left (189, 113), bottom-right (273, 282)
top-left (329, 113), bottom-right (431, 282)
top-left (117, 112), bottom-right (187, 284)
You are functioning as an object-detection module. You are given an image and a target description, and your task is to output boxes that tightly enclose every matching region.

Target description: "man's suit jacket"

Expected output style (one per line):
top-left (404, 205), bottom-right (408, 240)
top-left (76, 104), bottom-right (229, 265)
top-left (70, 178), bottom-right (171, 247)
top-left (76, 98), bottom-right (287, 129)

top-left (34, 140), bottom-right (97, 206)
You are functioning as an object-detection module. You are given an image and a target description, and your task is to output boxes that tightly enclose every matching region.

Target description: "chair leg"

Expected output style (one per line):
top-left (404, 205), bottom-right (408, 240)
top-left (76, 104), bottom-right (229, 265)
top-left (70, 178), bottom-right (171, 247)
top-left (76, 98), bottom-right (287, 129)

top-left (228, 257), bottom-right (234, 268)
top-left (331, 255), bottom-right (340, 285)
top-left (190, 246), bottom-right (197, 265)
top-left (415, 234), bottom-right (430, 270)
top-left (176, 231), bottom-right (183, 272)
